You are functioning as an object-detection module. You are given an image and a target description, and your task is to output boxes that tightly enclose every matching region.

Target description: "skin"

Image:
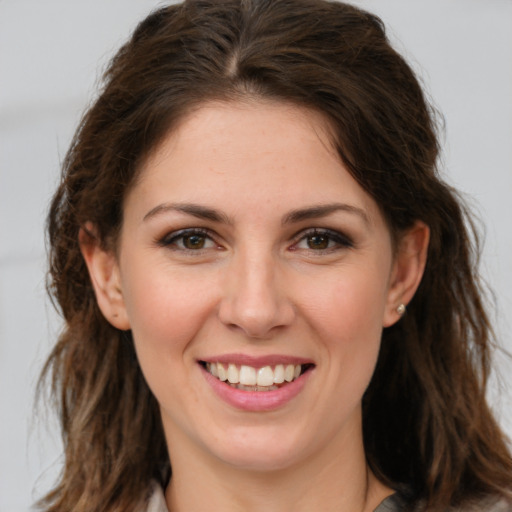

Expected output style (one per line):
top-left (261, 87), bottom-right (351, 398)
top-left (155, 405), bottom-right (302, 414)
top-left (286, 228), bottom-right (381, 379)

top-left (81, 101), bottom-right (429, 512)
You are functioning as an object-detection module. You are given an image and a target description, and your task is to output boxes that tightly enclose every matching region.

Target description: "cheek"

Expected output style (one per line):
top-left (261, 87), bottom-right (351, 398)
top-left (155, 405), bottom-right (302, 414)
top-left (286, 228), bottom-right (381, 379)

top-left (286, 267), bottom-right (390, 437)
top-left (295, 263), bottom-right (390, 389)
top-left (121, 266), bottom-right (220, 419)
top-left (121, 264), bottom-right (218, 358)
top-left (298, 264), bottom-right (390, 340)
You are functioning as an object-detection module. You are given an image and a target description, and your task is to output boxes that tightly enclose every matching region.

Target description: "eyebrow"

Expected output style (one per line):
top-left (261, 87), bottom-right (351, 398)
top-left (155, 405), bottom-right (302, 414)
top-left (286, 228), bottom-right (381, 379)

top-left (143, 203), bottom-right (232, 224)
top-left (282, 203), bottom-right (370, 226)
top-left (143, 201), bottom-right (370, 226)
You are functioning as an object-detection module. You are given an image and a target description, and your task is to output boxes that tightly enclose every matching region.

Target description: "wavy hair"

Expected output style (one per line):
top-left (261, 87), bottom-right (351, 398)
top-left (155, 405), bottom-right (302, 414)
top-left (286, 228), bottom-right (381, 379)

top-left (38, 1), bottom-right (512, 510)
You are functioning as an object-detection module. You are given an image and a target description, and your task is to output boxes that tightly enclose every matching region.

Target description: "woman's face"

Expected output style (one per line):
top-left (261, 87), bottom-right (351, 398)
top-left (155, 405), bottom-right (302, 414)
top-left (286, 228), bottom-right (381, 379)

top-left (101, 101), bottom-right (414, 471)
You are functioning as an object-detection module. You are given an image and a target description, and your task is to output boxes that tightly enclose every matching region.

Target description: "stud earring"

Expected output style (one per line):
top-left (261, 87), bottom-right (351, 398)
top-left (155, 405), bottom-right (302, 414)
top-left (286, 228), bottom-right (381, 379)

top-left (396, 303), bottom-right (406, 316)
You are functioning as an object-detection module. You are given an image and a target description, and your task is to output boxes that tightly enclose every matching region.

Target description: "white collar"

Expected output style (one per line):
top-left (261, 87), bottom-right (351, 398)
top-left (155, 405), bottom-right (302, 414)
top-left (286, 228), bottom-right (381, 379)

top-left (144, 481), bottom-right (169, 512)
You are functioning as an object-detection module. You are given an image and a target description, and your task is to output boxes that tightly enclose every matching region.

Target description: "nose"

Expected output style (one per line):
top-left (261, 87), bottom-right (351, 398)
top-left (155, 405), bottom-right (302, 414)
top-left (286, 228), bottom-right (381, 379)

top-left (218, 250), bottom-right (295, 339)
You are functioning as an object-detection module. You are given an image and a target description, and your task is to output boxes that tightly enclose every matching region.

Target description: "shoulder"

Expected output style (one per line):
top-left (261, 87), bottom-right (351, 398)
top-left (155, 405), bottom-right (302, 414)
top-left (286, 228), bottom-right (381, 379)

top-left (456, 496), bottom-right (512, 512)
top-left (375, 492), bottom-right (512, 512)
top-left (374, 492), bottom-right (410, 511)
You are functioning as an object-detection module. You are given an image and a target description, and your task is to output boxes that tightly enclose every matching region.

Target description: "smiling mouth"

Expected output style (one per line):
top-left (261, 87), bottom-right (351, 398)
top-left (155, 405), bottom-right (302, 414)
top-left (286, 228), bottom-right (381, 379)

top-left (200, 362), bottom-right (314, 391)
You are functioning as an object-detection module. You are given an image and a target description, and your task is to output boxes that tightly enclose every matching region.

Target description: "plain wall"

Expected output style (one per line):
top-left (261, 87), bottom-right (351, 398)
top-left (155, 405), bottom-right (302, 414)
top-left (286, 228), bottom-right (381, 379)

top-left (0, 1), bottom-right (510, 510)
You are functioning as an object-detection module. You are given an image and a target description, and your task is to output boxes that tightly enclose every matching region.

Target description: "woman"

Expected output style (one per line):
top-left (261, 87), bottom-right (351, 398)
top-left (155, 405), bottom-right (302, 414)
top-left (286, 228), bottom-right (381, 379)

top-left (39, 0), bottom-right (512, 511)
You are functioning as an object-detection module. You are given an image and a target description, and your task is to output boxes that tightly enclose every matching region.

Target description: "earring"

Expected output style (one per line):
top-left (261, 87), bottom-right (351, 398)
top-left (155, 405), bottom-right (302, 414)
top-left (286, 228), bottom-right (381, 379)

top-left (396, 303), bottom-right (406, 316)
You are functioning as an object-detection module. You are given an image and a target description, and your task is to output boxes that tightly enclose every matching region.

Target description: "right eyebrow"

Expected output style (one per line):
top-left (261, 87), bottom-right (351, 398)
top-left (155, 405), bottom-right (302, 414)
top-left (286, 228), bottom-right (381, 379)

top-left (282, 203), bottom-right (370, 227)
top-left (142, 202), bottom-right (232, 224)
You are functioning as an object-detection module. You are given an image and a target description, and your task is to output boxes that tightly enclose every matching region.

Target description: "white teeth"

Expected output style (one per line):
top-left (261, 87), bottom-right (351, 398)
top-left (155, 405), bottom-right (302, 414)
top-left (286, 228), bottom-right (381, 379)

top-left (257, 366), bottom-right (274, 387)
top-left (239, 365), bottom-right (257, 386)
top-left (284, 364), bottom-right (295, 382)
top-left (205, 362), bottom-right (305, 388)
top-left (209, 362), bottom-right (218, 378)
top-left (227, 364), bottom-right (239, 384)
top-left (273, 364), bottom-right (285, 384)
top-left (217, 363), bottom-right (227, 382)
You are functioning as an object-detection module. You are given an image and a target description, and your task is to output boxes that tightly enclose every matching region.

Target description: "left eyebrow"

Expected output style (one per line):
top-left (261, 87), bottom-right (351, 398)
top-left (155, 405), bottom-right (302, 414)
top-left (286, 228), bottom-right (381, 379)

top-left (142, 203), bottom-right (232, 224)
top-left (282, 203), bottom-right (370, 226)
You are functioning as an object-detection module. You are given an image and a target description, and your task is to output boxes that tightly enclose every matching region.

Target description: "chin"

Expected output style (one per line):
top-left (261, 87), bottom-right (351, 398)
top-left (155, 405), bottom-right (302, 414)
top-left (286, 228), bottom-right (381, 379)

top-left (219, 448), bottom-right (301, 473)
top-left (206, 424), bottom-right (312, 472)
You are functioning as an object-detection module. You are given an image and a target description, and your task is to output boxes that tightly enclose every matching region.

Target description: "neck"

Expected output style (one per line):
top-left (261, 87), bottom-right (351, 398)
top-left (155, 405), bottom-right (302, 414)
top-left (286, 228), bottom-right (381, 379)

top-left (164, 421), bottom-right (393, 512)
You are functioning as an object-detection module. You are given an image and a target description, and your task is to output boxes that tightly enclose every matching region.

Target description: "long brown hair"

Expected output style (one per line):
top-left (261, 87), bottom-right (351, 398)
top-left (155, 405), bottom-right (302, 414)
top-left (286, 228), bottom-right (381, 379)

top-left (38, 1), bottom-right (512, 510)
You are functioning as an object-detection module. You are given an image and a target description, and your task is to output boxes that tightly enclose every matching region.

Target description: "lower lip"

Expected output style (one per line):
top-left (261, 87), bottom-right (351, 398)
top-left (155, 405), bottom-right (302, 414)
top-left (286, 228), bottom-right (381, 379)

top-left (201, 365), bottom-right (311, 412)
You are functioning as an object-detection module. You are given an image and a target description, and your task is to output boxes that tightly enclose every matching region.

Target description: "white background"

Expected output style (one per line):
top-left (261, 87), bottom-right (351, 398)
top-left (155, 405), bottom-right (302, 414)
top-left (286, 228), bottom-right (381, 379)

top-left (0, 1), bottom-right (511, 510)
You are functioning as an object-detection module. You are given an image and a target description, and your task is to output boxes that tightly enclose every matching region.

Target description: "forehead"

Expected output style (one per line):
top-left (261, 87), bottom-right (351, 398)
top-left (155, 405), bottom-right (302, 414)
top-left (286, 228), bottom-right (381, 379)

top-left (125, 100), bottom-right (381, 226)
top-left (145, 100), bottom-right (338, 171)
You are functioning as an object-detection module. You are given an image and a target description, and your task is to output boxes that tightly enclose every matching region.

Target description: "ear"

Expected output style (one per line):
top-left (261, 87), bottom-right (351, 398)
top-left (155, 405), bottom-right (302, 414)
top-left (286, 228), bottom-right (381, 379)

top-left (383, 221), bottom-right (430, 327)
top-left (79, 223), bottom-right (131, 330)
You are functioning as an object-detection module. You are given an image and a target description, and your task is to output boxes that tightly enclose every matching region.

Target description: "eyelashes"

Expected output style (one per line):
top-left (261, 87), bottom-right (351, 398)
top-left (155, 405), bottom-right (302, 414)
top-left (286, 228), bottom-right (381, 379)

top-left (158, 228), bottom-right (219, 252)
top-left (291, 228), bottom-right (354, 252)
top-left (157, 227), bottom-right (354, 255)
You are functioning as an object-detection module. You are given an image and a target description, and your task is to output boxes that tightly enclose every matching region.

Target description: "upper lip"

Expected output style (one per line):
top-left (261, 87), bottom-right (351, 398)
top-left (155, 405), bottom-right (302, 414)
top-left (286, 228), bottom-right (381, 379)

top-left (199, 353), bottom-right (314, 367)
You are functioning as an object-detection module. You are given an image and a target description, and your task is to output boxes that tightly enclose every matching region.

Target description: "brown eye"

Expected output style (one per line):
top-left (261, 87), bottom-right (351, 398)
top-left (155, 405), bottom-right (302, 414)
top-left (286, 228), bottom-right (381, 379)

top-left (293, 229), bottom-right (354, 252)
top-left (306, 234), bottom-right (330, 250)
top-left (160, 229), bottom-right (217, 251)
top-left (183, 234), bottom-right (206, 249)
